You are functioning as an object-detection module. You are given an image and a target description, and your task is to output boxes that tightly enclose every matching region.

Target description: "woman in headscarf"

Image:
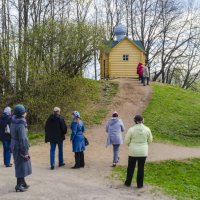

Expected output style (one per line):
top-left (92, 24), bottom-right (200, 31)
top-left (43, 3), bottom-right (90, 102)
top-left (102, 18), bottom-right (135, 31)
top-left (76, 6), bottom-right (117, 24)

top-left (70, 111), bottom-right (85, 169)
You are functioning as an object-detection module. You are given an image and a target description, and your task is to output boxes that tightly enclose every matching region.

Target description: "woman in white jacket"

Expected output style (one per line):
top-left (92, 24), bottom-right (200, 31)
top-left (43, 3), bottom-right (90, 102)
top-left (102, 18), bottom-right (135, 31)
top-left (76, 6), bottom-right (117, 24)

top-left (124, 115), bottom-right (152, 188)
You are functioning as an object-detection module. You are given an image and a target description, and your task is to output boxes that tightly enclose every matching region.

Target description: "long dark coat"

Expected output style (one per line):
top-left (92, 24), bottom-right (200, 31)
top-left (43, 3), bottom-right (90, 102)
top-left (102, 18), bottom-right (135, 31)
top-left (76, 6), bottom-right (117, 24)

top-left (45, 114), bottom-right (67, 143)
top-left (0, 113), bottom-right (11, 141)
top-left (10, 116), bottom-right (32, 178)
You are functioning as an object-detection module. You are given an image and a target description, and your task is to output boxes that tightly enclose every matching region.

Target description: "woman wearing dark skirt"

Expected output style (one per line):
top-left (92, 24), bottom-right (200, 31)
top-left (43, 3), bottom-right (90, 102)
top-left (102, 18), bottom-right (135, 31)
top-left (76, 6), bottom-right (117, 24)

top-left (70, 111), bottom-right (85, 169)
top-left (11, 105), bottom-right (32, 192)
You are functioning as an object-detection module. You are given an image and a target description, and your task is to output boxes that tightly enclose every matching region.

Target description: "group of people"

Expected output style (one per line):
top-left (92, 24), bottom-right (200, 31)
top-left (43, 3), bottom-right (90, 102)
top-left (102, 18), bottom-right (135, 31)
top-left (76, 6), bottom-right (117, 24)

top-left (45, 108), bottom-right (86, 170)
top-left (137, 63), bottom-right (150, 86)
top-left (106, 112), bottom-right (153, 189)
top-left (0, 104), bottom-right (152, 192)
top-left (0, 105), bottom-right (86, 192)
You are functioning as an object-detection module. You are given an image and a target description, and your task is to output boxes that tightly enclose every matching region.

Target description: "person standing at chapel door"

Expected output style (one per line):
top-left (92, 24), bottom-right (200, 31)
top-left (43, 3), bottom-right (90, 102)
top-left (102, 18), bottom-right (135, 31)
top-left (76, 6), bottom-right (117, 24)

top-left (45, 107), bottom-right (67, 170)
top-left (137, 63), bottom-right (143, 83)
top-left (142, 65), bottom-right (150, 86)
top-left (124, 115), bottom-right (152, 188)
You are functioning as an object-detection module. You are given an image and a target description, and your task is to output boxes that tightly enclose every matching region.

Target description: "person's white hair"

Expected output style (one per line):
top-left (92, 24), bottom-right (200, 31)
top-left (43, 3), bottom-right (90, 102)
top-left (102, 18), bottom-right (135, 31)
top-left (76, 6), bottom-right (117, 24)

top-left (53, 107), bottom-right (61, 113)
top-left (4, 106), bottom-right (11, 115)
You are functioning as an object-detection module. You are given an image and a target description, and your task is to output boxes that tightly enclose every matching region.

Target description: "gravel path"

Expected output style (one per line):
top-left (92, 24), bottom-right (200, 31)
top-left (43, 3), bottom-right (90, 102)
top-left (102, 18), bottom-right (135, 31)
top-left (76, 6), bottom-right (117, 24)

top-left (0, 79), bottom-right (199, 200)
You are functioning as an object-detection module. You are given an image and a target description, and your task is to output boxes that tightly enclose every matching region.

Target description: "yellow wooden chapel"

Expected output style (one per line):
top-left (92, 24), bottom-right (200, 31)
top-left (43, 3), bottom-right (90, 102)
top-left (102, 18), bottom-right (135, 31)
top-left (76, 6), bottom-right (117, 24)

top-left (100, 24), bottom-right (146, 79)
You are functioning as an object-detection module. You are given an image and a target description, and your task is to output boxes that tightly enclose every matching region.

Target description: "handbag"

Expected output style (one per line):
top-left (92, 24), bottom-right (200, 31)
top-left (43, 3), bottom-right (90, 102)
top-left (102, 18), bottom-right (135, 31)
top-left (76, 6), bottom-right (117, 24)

top-left (5, 124), bottom-right (10, 135)
top-left (84, 136), bottom-right (89, 146)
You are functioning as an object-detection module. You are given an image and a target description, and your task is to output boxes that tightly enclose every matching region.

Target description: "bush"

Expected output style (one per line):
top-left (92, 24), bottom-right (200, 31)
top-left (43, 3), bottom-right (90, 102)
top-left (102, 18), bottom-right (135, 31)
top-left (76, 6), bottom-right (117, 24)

top-left (0, 73), bottom-right (118, 132)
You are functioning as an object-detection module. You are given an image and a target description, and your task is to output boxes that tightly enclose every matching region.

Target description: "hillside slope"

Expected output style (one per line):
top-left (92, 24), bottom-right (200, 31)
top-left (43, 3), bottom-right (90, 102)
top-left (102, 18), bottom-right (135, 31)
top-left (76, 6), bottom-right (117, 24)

top-left (1, 79), bottom-right (200, 200)
top-left (143, 83), bottom-right (200, 146)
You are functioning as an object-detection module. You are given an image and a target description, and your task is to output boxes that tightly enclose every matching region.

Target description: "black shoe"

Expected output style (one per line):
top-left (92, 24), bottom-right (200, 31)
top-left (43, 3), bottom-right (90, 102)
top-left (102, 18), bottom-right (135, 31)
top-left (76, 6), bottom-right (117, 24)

top-left (124, 182), bottom-right (131, 187)
top-left (112, 163), bottom-right (116, 167)
top-left (80, 165), bottom-right (84, 168)
top-left (15, 185), bottom-right (26, 192)
top-left (71, 165), bottom-right (80, 169)
top-left (137, 186), bottom-right (143, 189)
top-left (6, 164), bottom-right (13, 167)
top-left (50, 166), bottom-right (55, 170)
top-left (22, 183), bottom-right (30, 189)
top-left (59, 163), bottom-right (65, 167)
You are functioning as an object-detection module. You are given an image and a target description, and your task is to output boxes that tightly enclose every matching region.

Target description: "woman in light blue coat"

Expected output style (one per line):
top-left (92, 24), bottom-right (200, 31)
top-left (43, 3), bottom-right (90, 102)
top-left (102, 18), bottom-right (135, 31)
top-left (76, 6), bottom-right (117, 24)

top-left (106, 111), bottom-right (125, 167)
top-left (70, 111), bottom-right (85, 169)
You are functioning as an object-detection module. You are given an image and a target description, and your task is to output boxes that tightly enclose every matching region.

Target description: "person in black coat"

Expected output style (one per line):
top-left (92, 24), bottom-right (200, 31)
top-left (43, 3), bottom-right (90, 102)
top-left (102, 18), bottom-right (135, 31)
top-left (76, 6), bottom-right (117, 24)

top-left (45, 107), bottom-right (67, 170)
top-left (0, 106), bottom-right (12, 167)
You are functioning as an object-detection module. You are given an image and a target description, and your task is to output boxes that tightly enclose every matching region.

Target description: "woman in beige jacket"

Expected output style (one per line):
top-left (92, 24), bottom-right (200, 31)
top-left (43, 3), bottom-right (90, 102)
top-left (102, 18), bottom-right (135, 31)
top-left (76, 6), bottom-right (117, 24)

top-left (124, 115), bottom-right (153, 188)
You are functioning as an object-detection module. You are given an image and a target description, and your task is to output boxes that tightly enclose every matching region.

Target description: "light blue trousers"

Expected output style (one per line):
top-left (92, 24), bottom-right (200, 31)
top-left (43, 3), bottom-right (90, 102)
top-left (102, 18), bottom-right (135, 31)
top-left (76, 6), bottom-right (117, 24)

top-left (113, 144), bottom-right (120, 163)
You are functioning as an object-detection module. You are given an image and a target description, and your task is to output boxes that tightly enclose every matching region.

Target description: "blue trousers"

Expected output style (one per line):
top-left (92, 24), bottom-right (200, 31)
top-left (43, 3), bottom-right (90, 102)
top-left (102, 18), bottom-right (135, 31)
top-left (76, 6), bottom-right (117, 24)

top-left (2, 140), bottom-right (11, 166)
top-left (113, 144), bottom-right (120, 163)
top-left (50, 141), bottom-right (64, 167)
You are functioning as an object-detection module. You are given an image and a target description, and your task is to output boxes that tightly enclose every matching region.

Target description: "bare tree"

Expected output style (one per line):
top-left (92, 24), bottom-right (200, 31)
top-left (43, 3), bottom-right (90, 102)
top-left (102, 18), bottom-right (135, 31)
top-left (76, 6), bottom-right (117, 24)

top-left (152, 0), bottom-right (199, 83)
top-left (104, 0), bottom-right (125, 39)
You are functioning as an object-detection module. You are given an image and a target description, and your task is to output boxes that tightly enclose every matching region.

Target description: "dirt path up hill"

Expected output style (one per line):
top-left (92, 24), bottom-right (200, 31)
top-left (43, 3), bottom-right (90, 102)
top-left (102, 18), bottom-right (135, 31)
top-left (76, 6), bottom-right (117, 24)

top-left (1, 78), bottom-right (199, 200)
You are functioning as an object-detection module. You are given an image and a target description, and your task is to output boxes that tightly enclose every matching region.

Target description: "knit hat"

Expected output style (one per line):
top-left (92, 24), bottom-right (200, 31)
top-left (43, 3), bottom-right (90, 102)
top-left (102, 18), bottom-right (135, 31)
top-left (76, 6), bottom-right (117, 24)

top-left (134, 115), bottom-right (143, 123)
top-left (14, 104), bottom-right (26, 117)
top-left (4, 106), bottom-right (11, 116)
top-left (53, 107), bottom-right (61, 113)
top-left (112, 111), bottom-right (118, 118)
top-left (73, 111), bottom-right (80, 118)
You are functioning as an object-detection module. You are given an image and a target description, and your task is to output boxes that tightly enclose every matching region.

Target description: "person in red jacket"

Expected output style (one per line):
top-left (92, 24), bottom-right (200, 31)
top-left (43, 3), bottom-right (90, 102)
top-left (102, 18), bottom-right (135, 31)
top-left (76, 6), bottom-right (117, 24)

top-left (137, 63), bottom-right (143, 83)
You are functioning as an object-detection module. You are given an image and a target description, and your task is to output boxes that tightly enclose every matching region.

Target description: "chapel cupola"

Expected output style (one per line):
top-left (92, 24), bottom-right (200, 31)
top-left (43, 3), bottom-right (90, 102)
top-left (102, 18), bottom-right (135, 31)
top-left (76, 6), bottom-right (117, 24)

top-left (114, 23), bottom-right (126, 41)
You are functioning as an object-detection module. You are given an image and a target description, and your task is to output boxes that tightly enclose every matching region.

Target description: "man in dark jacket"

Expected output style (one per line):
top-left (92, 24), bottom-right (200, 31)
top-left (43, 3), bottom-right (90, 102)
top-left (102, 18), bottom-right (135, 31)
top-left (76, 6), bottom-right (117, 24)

top-left (0, 106), bottom-right (12, 167)
top-left (45, 107), bottom-right (67, 170)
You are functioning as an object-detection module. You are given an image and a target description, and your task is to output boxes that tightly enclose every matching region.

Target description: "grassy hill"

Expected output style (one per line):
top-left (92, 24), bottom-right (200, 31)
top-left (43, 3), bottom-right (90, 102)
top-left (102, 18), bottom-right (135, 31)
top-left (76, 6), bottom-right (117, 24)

top-left (113, 83), bottom-right (200, 200)
top-left (0, 76), bottom-right (118, 144)
top-left (143, 83), bottom-right (200, 146)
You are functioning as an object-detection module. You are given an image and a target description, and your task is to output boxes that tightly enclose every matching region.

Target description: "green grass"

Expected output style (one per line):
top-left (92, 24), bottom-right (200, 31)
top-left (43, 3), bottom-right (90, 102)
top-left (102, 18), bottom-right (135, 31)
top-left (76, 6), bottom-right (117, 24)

top-left (143, 83), bottom-right (200, 146)
top-left (80, 81), bottom-right (118, 126)
top-left (0, 132), bottom-right (44, 146)
top-left (28, 132), bottom-right (44, 145)
top-left (112, 159), bottom-right (200, 200)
